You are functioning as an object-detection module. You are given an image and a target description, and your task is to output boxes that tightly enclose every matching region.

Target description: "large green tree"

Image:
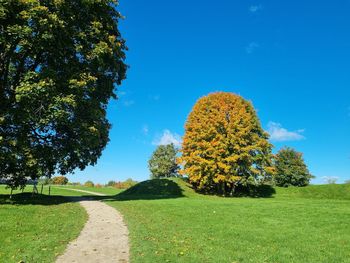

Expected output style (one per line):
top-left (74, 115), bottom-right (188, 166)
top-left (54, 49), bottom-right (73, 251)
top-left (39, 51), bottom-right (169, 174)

top-left (179, 92), bottom-right (274, 195)
top-left (0, 0), bottom-right (127, 189)
top-left (274, 147), bottom-right (312, 187)
top-left (148, 143), bottom-right (179, 179)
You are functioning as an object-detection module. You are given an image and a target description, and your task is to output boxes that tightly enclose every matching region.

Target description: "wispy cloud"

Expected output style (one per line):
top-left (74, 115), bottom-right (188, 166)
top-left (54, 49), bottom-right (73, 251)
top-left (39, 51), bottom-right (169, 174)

top-left (153, 130), bottom-right (182, 147)
top-left (249, 4), bottom-right (263, 13)
top-left (149, 94), bottom-right (160, 101)
top-left (246, 42), bottom-right (260, 54)
top-left (142, 125), bottom-right (149, 135)
top-left (118, 90), bottom-right (127, 97)
top-left (267, 122), bottom-right (305, 142)
top-left (123, 100), bottom-right (135, 107)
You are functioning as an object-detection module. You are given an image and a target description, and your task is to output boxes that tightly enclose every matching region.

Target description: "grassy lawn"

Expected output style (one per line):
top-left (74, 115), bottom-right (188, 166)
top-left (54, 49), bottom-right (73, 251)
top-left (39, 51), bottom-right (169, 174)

top-left (104, 179), bottom-right (350, 263)
top-left (1, 181), bottom-right (349, 263)
top-left (0, 185), bottom-right (87, 263)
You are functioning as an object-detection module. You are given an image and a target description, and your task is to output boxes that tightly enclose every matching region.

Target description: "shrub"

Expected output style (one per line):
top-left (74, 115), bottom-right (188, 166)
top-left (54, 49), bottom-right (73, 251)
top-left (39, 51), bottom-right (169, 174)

top-left (179, 92), bottom-right (274, 195)
top-left (148, 143), bottom-right (179, 179)
top-left (112, 179), bottom-right (138, 189)
top-left (274, 147), bottom-right (312, 187)
top-left (106, 180), bottom-right (116, 187)
top-left (51, 176), bottom-right (69, 185)
top-left (84, 181), bottom-right (94, 187)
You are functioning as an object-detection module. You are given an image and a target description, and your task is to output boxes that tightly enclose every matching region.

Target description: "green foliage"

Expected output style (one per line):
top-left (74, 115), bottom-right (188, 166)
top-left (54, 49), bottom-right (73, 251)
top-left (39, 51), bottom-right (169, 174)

top-left (274, 147), bottom-right (312, 187)
top-left (148, 143), bottom-right (179, 179)
top-left (0, 0), bottom-right (127, 189)
top-left (84, 180), bottom-right (94, 187)
top-left (179, 92), bottom-right (274, 195)
top-left (51, 175), bottom-right (68, 185)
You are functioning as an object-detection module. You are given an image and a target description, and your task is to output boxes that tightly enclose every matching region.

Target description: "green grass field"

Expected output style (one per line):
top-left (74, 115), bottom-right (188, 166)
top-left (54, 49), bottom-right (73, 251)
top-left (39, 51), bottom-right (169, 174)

top-left (0, 185), bottom-right (87, 263)
top-left (105, 179), bottom-right (350, 263)
top-left (1, 181), bottom-right (350, 262)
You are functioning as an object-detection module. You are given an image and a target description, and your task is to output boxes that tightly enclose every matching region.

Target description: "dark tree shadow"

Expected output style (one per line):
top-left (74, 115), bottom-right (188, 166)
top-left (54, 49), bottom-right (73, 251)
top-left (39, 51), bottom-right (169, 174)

top-left (233, 184), bottom-right (276, 198)
top-left (0, 192), bottom-right (73, 206)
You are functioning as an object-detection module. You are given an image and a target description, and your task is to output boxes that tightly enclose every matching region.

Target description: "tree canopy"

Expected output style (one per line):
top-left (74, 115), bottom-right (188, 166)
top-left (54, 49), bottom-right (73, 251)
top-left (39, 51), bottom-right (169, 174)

top-left (274, 147), bottom-right (312, 187)
top-left (0, 0), bottom-right (127, 188)
top-left (148, 143), bottom-right (179, 179)
top-left (179, 92), bottom-right (274, 195)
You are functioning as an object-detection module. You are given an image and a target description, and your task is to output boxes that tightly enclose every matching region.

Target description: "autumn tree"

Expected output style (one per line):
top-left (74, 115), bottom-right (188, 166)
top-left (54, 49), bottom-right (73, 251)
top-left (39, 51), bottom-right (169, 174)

top-left (51, 176), bottom-right (68, 185)
top-left (179, 92), bottom-right (274, 195)
top-left (0, 1), bottom-right (127, 189)
top-left (274, 147), bottom-right (312, 187)
top-left (148, 143), bottom-right (179, 179)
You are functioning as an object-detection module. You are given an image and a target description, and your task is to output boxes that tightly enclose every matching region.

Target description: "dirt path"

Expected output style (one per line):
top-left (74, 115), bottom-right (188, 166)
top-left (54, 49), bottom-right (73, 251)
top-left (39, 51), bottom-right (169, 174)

top-left (56, 188), bottom-right (129, 263)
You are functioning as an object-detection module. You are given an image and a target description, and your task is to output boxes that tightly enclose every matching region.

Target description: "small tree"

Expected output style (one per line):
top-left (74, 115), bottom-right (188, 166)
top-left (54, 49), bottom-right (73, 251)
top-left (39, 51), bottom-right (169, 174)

top-left (84, 181), bottom-right (94, 187)
top-left (148, 143), bottom-right (179, 179)
top-left (274, 147), bottom-right (312, 187)
top-left (52, 176), bottom-right (69, 185)
top-left (323, 176), bottom-right (338, 184)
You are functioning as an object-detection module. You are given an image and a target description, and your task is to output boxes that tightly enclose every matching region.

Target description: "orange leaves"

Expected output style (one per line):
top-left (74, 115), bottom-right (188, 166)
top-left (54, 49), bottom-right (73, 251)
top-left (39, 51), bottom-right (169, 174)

top-left (180, 92), bottom-right (274, 194)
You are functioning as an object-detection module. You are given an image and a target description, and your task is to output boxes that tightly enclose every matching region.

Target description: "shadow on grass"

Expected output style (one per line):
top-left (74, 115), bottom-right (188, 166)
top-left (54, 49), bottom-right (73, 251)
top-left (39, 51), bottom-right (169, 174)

top-left (0, 179), bottom-right (185, 205)
top-left (234, 184), bottom-right (276, 198)
top-left (0, 179), bottom-right (276, 205)
top-left (0, 192), bottom-right (72, 206)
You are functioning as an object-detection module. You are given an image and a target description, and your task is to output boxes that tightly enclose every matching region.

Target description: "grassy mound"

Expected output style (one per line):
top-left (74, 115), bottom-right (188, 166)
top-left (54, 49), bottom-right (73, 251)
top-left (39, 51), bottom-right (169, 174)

top-left (115, 178), bottom-right (350, 201)
top-left (115, 178), bottom-right (189, 200)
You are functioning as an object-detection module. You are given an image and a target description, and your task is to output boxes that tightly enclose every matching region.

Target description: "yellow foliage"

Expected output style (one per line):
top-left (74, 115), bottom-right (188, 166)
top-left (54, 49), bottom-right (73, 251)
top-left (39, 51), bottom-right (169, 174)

top-left (179, 92), bottom-right (274, 194)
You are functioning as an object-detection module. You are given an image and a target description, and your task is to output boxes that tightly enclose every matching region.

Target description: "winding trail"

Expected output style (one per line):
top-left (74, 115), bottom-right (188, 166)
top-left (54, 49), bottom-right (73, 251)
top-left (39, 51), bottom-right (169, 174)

top-left (56, 188), bottom-right (129, 263)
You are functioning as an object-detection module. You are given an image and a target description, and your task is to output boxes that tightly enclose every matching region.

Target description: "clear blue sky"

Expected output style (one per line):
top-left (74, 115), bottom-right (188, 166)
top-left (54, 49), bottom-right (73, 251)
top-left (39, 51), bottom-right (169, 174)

top-left (68, 0), bottom-right (350, 184)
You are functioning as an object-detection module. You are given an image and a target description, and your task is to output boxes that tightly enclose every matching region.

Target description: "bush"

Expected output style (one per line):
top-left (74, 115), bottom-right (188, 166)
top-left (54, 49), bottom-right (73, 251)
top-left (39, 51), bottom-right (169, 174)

top-left (148, 143), bottom-right (179, 179)
top-left (84, 181), bottom-right (94, 187)
top-left (51, 176), bottom-right (69, 185)
top-left (112, 178), bottom-right (138, 189)
top-left (179, 92), bottom-right (274, 196)
top-left (106, 180), bottom-right (116, 187)
top-left (274, 147), bottom-right (312, 187)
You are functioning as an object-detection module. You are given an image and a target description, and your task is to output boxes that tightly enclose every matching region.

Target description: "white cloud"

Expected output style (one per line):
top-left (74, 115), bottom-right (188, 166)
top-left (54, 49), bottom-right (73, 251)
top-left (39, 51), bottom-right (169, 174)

top-left (118, 91), bottom-right (127, 97)
top-left (142, 125), bottom-right (149, 135)
top-left (267, 122), bottom-right (305, 142)
top-left (246, 42), bottom-right (260, 54)
top-left (249, 5), bottom-right (263, 13)
top-left (153, 130), bottom-right (182, 147)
